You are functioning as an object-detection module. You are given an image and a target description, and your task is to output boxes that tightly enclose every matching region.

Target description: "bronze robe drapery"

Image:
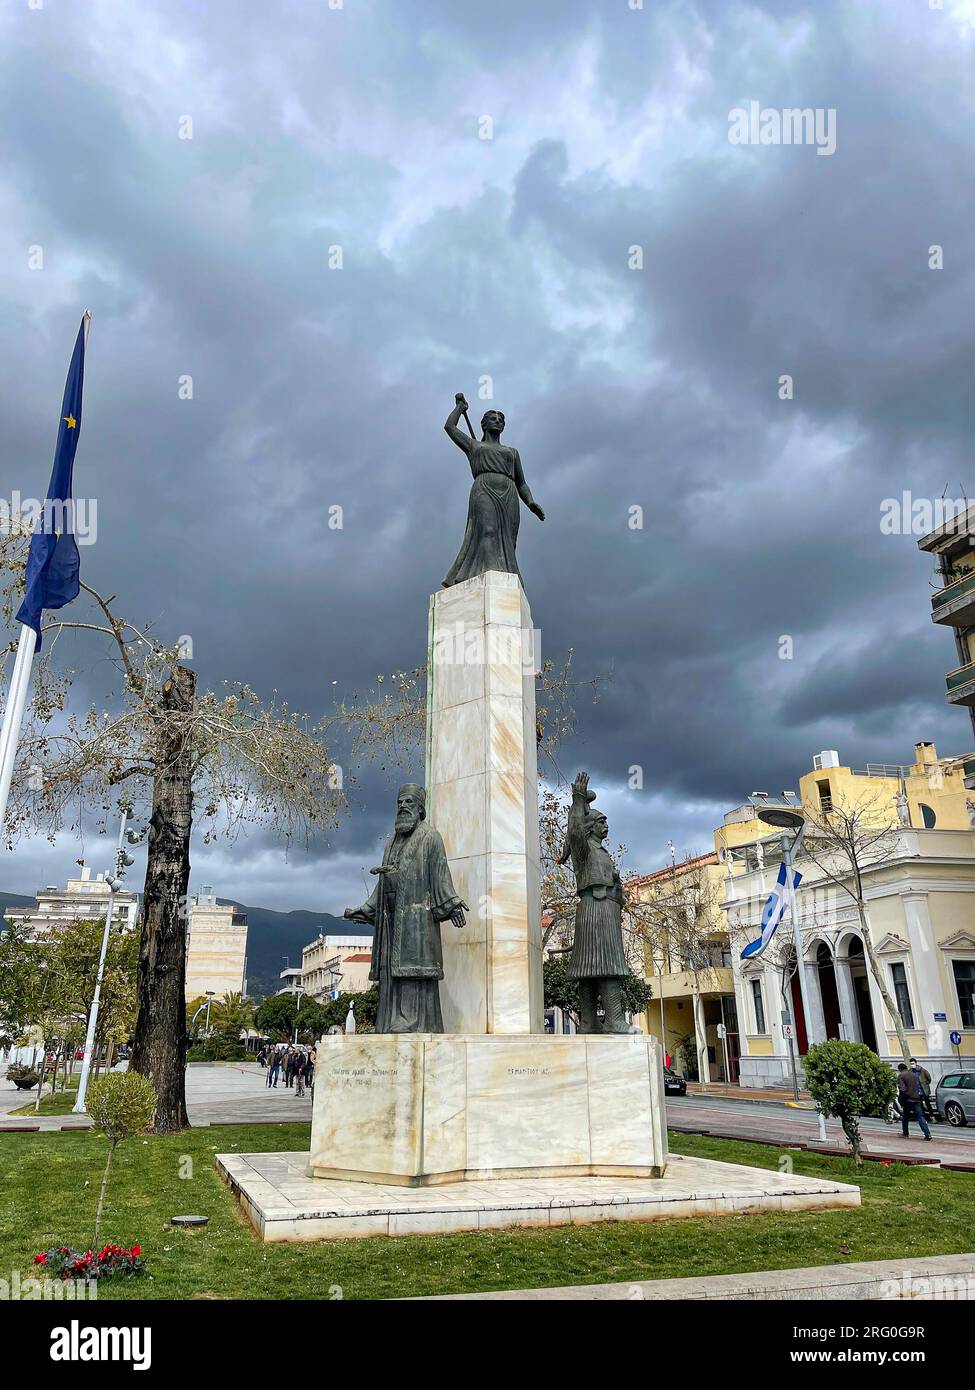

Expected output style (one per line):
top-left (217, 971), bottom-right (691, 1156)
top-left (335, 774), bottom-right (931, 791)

top-left (443, 440), bottom-right (528, 587)
top-left (350, 821), bottom-right (464, 1033)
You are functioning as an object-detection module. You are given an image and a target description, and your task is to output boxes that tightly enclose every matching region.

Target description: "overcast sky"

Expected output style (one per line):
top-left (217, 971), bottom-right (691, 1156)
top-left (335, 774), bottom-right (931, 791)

top-left (2, 0), bottom-right (974, 913)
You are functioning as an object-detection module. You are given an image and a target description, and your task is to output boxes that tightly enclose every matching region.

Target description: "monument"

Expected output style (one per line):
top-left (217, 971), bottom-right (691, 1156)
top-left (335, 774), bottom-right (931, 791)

top-left (219, 394), bottom-right (861, 1237)
top-left (305, 396), bottom-right (666, 1186)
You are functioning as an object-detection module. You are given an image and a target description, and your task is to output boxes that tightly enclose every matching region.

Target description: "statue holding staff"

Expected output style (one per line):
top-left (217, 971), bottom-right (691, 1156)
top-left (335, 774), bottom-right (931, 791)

top-left (442, 393), bottom-right (545, 588)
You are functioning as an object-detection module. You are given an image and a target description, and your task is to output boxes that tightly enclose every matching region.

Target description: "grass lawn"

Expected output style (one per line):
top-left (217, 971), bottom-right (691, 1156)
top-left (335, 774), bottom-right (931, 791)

top-left (11, 1074), bottom-right (81, 1117)
top-left (1, 1124), bottom-right (973, 1300)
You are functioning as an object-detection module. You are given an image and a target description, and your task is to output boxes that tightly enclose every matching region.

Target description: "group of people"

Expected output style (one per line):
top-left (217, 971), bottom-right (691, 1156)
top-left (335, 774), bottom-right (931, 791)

top-left (894, 1057), bottom-right (938, 1140)
top-left (258, 1043), bottom-right (315, 1097)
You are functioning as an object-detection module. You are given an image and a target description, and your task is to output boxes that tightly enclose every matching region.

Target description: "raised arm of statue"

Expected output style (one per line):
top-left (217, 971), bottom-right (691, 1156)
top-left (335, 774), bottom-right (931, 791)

top-left (567, 771), bottom-right (592, 873)
top-left (444, 394), bottom-right (474, 456)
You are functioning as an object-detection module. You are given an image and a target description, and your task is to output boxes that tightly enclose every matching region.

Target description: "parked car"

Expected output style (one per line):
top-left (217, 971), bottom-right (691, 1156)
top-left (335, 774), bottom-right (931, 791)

top-left (663, 1066), bottom-right (687, 1097)
top-left (935, 1071), bottom-right (975, 1127)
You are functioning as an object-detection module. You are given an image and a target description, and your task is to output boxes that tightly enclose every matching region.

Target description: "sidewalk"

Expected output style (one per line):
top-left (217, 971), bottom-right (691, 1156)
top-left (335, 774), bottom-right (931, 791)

top-left (687, 1081), bottom-right (815, 1107)
top-left (0, 1061), bottom-right (312, 1131)
top-left (414, 1252), bottom-right (975, 1300)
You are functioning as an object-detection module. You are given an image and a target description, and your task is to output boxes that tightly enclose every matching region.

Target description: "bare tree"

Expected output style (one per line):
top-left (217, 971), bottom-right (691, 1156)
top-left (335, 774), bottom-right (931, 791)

top-left (627, 852), bottom-right (727, 985)
top-left (798, 794), bottom-right (913, 1064)
top-left (1, 529), bottom-right (346, 1131)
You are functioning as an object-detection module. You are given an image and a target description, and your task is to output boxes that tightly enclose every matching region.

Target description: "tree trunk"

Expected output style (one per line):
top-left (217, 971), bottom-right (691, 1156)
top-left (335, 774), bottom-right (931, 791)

top-left (857, 902), bottom-right (912, 1063)
top-left (841, 1113), bottom-right (862, 1167)
top-left (129, 664), bottom-right (196, 1133)
top-left (93, 1140), bottom-right (116, 1248)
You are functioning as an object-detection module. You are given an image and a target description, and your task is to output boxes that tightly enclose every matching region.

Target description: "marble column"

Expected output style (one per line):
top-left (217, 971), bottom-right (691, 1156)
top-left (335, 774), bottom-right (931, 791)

top-left (802, 959), bottom-right (827, 1045)
top-left (902, 890), bottom-right (953, 1058)
top-left (692, 990), bottom-right (711, 1083)
top-left (834, 953), bottom-right (861, 1042)
top-left (425, 571), bottom-right (543, 1034)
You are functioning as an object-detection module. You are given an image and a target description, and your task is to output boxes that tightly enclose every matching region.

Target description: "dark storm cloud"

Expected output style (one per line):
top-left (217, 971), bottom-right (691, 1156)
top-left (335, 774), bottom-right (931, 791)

top-left (2, 0), bottom-right (974, 907)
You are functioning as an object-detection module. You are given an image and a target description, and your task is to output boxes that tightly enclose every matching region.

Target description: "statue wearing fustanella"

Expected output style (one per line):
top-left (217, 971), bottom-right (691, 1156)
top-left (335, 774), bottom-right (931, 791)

top-left (344, 784), bottom-right (468, 1033)
top-left (562, 771), bottom-right (630, 1034)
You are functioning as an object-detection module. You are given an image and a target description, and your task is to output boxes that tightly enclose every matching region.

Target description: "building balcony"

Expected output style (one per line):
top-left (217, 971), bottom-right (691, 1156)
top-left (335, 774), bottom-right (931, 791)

top-left (931, 569), bottom-right (975, 628)
top-left (653, 966), bottom-right (734, 1000)
top-left (946, 660), bottom-right (975, 707)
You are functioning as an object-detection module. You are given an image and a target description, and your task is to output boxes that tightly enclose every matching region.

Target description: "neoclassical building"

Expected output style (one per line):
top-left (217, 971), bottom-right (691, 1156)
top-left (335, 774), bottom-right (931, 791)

top-left (719, 744), bottom-right (975, 1087)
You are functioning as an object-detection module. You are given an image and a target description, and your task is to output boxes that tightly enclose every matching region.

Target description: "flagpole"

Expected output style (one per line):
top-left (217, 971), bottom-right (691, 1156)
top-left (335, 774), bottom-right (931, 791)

top-left (0, 623), bottom-right (38, 837)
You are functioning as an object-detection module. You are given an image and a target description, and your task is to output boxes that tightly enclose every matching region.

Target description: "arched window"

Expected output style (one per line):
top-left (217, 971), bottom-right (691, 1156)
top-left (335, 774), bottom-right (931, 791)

top-left (919, 803), bottom-right (937, 828)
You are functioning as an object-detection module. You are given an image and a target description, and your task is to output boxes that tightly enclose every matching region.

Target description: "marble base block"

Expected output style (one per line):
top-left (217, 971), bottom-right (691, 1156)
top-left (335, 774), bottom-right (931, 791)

top-left (307, 1033), bottom-right (668, 1185)
top-left (425, 571), bottom-right (543, 1034)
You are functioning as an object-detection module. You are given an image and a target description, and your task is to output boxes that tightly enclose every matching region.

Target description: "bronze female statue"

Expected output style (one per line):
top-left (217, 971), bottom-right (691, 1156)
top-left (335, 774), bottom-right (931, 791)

top-left (442, 393), bottom-right (545, 587)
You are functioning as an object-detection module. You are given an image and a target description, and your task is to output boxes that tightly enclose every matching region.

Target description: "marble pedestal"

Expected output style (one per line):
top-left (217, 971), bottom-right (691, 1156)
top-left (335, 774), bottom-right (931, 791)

top-left (425, 571), bottom-right (543, 1034)
top-left (307, 1033), bottom-right (668, 1186)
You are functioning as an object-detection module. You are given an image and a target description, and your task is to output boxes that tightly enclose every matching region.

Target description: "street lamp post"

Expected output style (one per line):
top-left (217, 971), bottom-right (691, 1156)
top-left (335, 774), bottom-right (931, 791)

top-left (73, 809), bottom-right (146, 1114)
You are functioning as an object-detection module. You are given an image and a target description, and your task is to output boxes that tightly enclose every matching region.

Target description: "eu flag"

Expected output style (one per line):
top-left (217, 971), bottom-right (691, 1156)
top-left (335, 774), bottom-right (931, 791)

top-left (16, 314), bottom-right (88, 646)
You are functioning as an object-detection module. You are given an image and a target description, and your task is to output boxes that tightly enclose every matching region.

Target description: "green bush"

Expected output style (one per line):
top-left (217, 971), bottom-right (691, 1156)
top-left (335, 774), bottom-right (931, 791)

top-left (87, 1071), bottom-right (157, 1145)
top-left (186, 1037), bottom-right (249, 1062)
top-left (85, 1070), bottom-right (158, 1247)
top-left (803, 1038), bottom-right (897, 1165)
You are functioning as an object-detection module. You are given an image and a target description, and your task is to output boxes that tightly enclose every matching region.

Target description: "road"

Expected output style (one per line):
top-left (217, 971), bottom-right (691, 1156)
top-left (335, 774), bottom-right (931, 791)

top-left (4, 1066), bottom-right (975, 1166)
top-left (667, 1093), bottom-right (975, 1165)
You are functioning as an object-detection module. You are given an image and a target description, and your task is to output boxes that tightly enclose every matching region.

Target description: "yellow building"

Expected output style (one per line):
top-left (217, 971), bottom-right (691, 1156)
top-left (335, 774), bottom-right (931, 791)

top-left (631, 853), bottom-right (739, 1083)
top-left (184, 888), bottom-right (248, 1002)
top-left (718, 743), bottom-right (975, 1088)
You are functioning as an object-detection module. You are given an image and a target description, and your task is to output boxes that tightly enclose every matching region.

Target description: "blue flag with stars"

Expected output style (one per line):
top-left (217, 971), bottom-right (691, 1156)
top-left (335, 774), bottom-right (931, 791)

top-left (16, 315), bottom-right (88, 646)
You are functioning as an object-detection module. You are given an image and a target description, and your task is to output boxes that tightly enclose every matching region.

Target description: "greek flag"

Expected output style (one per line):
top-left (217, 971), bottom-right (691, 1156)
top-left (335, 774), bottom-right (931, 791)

top-left (740, 861), bottom-right (802, 960)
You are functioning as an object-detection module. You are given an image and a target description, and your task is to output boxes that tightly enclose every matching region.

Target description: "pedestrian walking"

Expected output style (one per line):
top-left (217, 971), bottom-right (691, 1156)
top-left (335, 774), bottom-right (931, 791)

top-left (910, 1058), bottom-right (938, 1122)
top-left (267, 1049), bottom-right (281, 1089)
top-left (896, 1062), bottom-right (931, 1140)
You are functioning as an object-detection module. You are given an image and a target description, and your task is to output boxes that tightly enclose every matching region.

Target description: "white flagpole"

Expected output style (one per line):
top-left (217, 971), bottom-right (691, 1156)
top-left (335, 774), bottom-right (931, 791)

top-left (0, 622), bottom-right (38, 837)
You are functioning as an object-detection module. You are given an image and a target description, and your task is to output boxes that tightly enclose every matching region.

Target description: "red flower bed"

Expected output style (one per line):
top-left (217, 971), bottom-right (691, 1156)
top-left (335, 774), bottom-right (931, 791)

top-left (33, 1243), bottom-right (146, 1281)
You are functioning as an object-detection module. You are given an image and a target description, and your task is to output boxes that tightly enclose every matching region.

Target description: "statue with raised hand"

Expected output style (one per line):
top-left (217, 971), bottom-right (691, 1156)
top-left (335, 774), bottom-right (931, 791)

top-left (564, 771), bottom-right (630, 1034)
top-left (442, 392), bottom-right (544, 588)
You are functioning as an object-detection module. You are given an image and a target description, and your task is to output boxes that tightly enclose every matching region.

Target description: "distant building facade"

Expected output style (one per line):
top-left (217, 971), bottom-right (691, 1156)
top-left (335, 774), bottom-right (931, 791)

top-left (918, 501), bottom-right (975, 746)
top-left (4, 865), bottom-right (139, 937)
top-left (184, 887), bottom-right (248, 1002)
top-left (718, 743), bottom-right (975, 1088)
top-left (301, 933), bottom-right (372, 1001)
top-left (630, 852), bottom-right (738, 1083)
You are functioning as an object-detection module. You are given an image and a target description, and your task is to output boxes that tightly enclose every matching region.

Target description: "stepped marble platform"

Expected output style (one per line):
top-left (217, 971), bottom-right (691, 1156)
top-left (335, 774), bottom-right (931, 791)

top-left (217, 1149), bottom-right (861, 1242)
